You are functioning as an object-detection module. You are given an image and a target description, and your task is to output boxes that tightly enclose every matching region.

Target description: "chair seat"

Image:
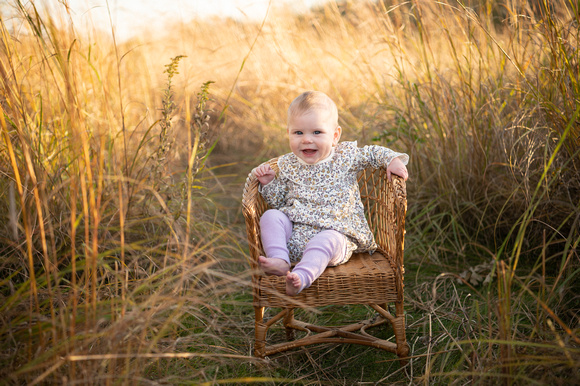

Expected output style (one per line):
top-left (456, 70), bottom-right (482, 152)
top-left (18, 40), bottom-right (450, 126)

top-left (255, 251), bottom-right (398, 308)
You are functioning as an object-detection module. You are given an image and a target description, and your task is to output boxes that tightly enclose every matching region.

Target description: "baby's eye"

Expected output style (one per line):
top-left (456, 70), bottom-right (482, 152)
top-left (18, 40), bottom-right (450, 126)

top-left (314, 130), bottom-right (322, 134)
top-left (295, 131), bottom-right (303, 135)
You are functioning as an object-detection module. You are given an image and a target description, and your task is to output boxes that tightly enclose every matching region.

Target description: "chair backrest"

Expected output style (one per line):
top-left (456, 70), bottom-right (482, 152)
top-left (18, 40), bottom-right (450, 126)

top-left (242, 158), bottom-right (407, 272)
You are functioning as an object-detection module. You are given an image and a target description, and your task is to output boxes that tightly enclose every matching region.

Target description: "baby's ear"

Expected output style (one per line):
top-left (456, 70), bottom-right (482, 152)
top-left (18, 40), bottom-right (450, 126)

top-left (333, 126), bottom-right (342, 145)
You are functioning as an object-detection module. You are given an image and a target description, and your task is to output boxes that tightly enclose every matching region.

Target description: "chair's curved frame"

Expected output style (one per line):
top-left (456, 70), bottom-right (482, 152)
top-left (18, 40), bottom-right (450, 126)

top-left (242, 158), bottom-right (409, 362)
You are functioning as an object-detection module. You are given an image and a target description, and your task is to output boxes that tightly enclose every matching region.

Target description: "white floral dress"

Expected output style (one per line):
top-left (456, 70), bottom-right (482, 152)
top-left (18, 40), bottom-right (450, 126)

top-left (260, 141), bottom-right (409, 263)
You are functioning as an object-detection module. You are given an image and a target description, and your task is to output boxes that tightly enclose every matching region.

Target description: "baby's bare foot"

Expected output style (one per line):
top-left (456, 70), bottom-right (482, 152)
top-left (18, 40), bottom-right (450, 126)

top-left (258, 256), bottom-right (290, 276)
top-left (286, 271), bottom-right (302, 296)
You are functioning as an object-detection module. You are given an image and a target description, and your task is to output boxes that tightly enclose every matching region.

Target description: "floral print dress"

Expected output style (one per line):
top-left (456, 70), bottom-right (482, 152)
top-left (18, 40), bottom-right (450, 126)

top-left (260, 141), bottom-right (409, 263)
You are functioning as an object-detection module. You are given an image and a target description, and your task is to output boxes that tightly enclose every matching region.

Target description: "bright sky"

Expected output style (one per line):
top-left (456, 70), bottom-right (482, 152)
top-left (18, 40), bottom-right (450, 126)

top-left (61, 0), bottom-right (329, 41)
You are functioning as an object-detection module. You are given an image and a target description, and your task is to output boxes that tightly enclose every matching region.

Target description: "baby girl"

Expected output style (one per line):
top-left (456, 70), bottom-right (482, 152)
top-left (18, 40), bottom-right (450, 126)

top-left (254, 91), bottom-right (409, 295)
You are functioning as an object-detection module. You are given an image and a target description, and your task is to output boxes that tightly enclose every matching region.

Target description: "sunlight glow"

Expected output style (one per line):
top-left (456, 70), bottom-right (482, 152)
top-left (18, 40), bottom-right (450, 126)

top-left (61, 0), bottom-right (329, 41)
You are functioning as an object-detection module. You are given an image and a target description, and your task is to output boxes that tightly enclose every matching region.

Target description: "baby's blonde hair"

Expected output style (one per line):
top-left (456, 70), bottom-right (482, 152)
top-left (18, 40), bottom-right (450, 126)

top-left (287, 91), bottom-right (338, 128)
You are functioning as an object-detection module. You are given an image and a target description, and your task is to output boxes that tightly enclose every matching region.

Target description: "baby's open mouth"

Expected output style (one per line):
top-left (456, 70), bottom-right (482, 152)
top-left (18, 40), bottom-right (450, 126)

top-left (302, 149), bottom-right (317, 155)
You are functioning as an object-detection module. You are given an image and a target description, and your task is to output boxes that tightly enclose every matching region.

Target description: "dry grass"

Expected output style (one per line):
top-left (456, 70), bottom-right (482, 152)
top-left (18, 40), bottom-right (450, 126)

top-left (1, 0), bottom-right (579, 383)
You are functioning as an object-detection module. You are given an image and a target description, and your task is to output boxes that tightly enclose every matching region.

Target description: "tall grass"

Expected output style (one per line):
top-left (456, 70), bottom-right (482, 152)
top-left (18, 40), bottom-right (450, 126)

top-left (1, 0), bottom-right (579, 383)
top-left (0, 2), bottom-right (251, 383)
top-left (346, 0), bottom-right (579, 382)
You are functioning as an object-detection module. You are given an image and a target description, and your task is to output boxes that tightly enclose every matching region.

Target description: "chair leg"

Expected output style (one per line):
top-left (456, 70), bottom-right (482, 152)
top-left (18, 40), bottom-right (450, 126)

top-left (284, 308), bottom-right (295, 341)
top-left (394, 301), bottom-right (410, 366)
top-left (254, 306), bottom-right (266, 358)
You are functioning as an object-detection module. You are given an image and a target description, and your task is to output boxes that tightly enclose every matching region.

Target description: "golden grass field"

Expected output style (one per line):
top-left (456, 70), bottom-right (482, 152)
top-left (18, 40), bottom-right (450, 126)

top-left (1, 0), bottom-right (579, 383)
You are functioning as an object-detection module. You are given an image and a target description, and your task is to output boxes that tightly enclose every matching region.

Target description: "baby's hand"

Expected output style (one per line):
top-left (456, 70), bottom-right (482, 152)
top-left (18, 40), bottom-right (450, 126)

top-left (387, 157), bottom-right (408, 181)
top-left (254, 163), bottom-right (276, 185)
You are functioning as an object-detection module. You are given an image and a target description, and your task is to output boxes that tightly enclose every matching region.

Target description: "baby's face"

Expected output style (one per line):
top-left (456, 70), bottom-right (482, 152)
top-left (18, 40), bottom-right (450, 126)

top-left (287, 109), bottom-right (341, 164)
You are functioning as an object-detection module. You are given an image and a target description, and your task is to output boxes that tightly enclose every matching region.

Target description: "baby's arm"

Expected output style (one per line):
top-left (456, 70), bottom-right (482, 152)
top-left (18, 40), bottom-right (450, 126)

top-left (255, 163), bottom-right (288, 209)
top-left (387, 156), bottom-right (408, 181)
top-left (355, 144), bottom-right (409, 180)
top-left (254, 163), bottom-right (276, 186)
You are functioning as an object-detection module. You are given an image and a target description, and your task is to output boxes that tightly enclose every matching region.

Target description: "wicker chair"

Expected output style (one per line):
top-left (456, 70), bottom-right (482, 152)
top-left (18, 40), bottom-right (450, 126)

top-left (242, 158), bottom-right (409, 362)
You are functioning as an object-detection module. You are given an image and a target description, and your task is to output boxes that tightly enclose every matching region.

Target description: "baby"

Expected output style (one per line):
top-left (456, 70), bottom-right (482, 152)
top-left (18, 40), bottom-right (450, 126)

top-left (254, 91), bottom-right (409, 296)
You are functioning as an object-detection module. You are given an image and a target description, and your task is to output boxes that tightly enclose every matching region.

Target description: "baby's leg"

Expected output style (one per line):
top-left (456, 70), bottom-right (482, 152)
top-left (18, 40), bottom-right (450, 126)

top-left (259, 209), bottom-right (292, 275)
top-left (286, 230), bottom-right (347, 296)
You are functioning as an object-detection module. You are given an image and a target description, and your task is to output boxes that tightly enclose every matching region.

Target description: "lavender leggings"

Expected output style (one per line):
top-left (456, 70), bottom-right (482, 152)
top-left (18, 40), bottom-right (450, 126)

top-left (260, 209), bottom-right (348, 293)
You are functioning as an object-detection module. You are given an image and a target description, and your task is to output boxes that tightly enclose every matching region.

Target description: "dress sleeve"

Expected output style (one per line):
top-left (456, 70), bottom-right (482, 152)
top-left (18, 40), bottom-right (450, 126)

top-left (353, 145), bottom-right (409, 172)
top-left (258, 176), bottom-right (288, 209)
